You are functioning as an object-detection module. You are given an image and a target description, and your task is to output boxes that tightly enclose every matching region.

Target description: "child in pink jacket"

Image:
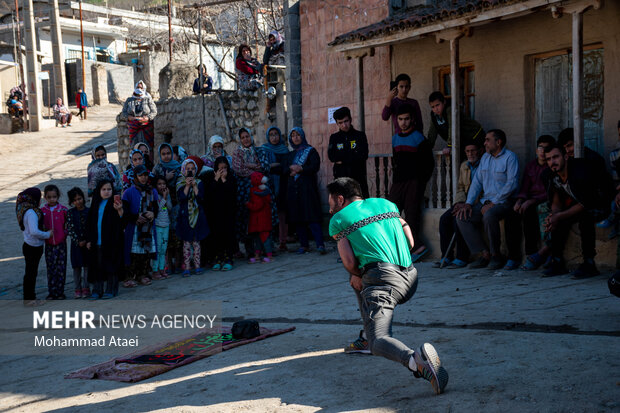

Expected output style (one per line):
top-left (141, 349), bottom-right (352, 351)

top-left (41, 185), bottom-right (69, 299)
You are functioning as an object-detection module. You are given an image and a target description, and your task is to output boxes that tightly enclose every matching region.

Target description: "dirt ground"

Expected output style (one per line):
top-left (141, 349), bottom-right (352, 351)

top-left (0, 107), bottom-right (619, 412)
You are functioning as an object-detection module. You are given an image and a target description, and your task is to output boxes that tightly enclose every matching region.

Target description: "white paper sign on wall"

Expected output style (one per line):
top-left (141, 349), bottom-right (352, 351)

top-left (328, 107), bottom-right (341, 124)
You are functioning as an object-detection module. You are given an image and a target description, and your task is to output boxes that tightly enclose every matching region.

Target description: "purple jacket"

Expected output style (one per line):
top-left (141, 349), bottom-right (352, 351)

top-left (382, 97), bottom-right (423, 134)
top-left (516, 158), bottom-right (548, 202)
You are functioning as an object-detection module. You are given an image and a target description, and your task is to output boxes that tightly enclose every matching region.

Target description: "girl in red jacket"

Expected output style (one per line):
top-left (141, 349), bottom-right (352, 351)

top-left (246, 172), bottom-right (274, 263)
top-left (41, 185), bottom-right (69, 299)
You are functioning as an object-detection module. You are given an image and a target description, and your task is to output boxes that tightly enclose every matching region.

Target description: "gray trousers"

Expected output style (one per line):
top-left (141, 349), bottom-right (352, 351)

top-left (354, 262), bottom-right (419, 367)
top-left (456, 202), bottom-right (515, 257)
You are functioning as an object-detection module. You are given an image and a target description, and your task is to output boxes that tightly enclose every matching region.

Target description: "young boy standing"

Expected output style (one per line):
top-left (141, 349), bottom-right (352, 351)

top-left (327, 107), bottom-right (370, 198)
top-left (382, 73), bottom-right (423, 134)
top-left (389, 104), bottom-right (434, 262)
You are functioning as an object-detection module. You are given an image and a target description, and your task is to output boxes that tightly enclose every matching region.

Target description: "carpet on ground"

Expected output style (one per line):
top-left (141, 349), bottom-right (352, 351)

top-left (65, 325), bottom-right (295, 382)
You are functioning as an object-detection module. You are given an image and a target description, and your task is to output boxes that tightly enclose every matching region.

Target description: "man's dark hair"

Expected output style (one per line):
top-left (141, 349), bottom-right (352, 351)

top-left (327, 178), bottom-right (363, 201)
top-left (488, 129), bottom-right (507, 148)
top-left (557, 128), bottom-right (574, 147)
top-left (394, 73), bottom-right (411, 85)
top-left (67, 187), bottom-right (85, 205)
top-left (428, 91), bottom-right (445, 103)
top-left (544, 142), bottom-right (566, 155)
top-left (333, 107), bottom-right (352, 122)
top-left (536, 134), bottom-right (556, 147)
top-left (396, 103), bottom-right (415, 118)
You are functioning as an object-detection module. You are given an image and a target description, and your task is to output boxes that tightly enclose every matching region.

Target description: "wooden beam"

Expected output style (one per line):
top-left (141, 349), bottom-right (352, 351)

top-left (329, 0), bottom-right (566, 53)
top-left (356, 56), bottom-right (365, 132)
top-left (450, 37), bottom-right (460, 200)
top-left (572, 10), bottom-right (584, 158)
top-left (344, 47), bottom-right (374, 60)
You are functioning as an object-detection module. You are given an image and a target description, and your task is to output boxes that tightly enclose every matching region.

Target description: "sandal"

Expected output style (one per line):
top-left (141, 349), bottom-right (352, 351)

top-left (151, 273), bottom-right (165, 280)
top-left (139, 277), bottom-right (152, 286)
top-left (122, 280), bottom-right (137, 288)
top-left (521, 253), bottom-right (544, 271)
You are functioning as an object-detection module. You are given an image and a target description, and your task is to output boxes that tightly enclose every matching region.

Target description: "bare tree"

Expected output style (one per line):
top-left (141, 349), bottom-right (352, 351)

top-left (178, 0), bottom-right (284, 80)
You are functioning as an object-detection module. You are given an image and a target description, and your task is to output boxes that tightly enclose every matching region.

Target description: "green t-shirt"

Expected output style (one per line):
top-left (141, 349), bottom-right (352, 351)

top-left (329, 198), bottom-right (412, 268)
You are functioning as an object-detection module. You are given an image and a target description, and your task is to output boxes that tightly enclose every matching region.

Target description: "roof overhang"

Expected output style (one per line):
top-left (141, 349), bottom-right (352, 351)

top-left (328, 0), bottom-right (601, 55)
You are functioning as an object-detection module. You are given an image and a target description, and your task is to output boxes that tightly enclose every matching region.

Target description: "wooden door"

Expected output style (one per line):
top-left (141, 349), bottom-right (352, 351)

top-left (535, 48), bottom-right (604, 153)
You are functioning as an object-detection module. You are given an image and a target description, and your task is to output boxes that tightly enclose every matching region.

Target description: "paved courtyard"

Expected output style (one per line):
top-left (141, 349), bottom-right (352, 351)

top-left (0, 108), bottom-right (618, 412)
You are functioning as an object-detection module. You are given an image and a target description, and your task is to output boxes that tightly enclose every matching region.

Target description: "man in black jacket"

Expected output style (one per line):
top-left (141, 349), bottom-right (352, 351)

top-left (541, 143), bottom-right (615, 278)
top-left (327, 107), bottom-right (369, 198)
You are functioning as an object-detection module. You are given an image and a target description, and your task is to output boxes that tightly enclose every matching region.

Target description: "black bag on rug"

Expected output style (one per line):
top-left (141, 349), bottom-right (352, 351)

top-left (232, 320), bottom-right (261, 339)
top-left (608, 272), bottom-right (620, 298)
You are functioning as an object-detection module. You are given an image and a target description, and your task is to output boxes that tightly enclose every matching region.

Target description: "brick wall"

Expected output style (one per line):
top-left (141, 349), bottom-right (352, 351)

top-left (300, 0), bottom-right (393, 208)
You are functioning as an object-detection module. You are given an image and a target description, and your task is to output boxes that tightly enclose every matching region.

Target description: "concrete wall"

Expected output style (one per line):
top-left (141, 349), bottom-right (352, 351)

top-left (300, 0), bottom-right (393, 208)
top-left (71, 59), bottom-right (134, 104)
top-left (390, 3), bottom-right (620, 169)
top-left (38, 26), bottom-right (125, 65)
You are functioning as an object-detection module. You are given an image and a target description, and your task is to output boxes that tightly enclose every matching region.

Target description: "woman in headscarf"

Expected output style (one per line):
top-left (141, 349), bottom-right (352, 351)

top-left (122, 149), bottom-right (148, 193)
top-left (176, 158), bottom-right (209, 276)
top-left (134, 142), bottom-right (154, 170)
top-left (201, 135), bottom-right (232, 171)
top-left (285, 127), bottom-right (326, 254)
top-left (122, 165), bottom-right (158, 287)
top-left (53, 97), bottom-right (72, 127)
top-left (263, 30), bottom-right (285, 66)
top-left (152, 143), bottom-right (182, 189)
top-left (235, 44), bottom-right (263, 91)
top-left (17, 187), bottom-right (52, 306)
top-left (87, 145), bottom-right (122, 197)
top-left (260, 126), bottom-right (290, 251)
top-left (121, 81), bottom-right (157, 150)
top-left (231, 128), bottom-right (270, 255)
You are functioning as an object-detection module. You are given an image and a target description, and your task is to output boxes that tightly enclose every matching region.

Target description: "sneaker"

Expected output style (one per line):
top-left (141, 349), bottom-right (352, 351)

top-left (222, 263), bottom-right (233, 271)
top-left (542, 257), bottom-right (568, 277)
top-left (194, 267), bottom-right (204, 275)
top-left (212, 263), bottom-right (222, 271)
top-left (344, 330), bottom-right (371, 354)
top-left (318, 246), bottom-right (327, 255)
top-left (82, 287), bottom-right (91, 297)
top-left (182, 270), bottom-right (191, 277)
top-left (469, 256), bottom-right (489, 269)
top-left (88, 293), bottom-right (100, 299)
top-left (296, 248), bottom-right (307, 255)
top-left (101, 293), bottom-right (114, 300)
top-left (74, 289), bottom-right (83, 299)
top-left (262, 257), bottom-right (272, 263)
top-left (571, 259), bottom-right (600, 279)
top-left (412, 343), bottom-right (449, 395)
top-left (248, 257), bottom-right (260, 264)
top-left (487, 256), bottom-right (506, 270)
top-left (446, 259), bottom-right (467, 269)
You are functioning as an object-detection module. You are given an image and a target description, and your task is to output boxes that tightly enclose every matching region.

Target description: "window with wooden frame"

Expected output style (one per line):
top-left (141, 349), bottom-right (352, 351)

top-left (438, 64), bottom-right (476, 119)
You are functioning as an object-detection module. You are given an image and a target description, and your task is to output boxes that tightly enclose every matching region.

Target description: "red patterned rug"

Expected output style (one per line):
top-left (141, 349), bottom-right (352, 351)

top-left (65, 326), bottom-right (295, 383)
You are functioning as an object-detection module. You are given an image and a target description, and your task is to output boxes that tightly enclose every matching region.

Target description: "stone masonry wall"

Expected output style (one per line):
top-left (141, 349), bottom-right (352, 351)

top-left (117, 89), bottom-right (280, 171)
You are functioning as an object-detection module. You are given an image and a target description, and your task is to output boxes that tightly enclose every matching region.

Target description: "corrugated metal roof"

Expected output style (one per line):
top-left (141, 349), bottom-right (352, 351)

top-left (329, 0), bottom-right (535, 46)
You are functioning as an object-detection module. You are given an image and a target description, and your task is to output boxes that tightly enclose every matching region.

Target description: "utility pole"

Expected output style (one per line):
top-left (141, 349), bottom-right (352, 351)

top-left (24, 0), bottom-right (41, 131)
top-left (79, 0), bottom-right (86, 90)
top-left (198, 11), bottom-right (207, 154)
top-left (49, 0), bottom-right (67, 105)
top-left (168, 0), bottom-right (173, 62)
top-left (14, 0), bottom-right (23, 85)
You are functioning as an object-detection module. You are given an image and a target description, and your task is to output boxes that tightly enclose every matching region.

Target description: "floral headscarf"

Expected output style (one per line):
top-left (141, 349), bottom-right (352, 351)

top-left (176, 159), bottom-right (201, 228)
top-left (16, 187), bottom-right (43, 231)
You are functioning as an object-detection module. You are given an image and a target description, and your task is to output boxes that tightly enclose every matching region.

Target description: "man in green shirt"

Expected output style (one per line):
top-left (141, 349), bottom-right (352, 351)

top-left (328, 177), bottom-right (449, 395)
